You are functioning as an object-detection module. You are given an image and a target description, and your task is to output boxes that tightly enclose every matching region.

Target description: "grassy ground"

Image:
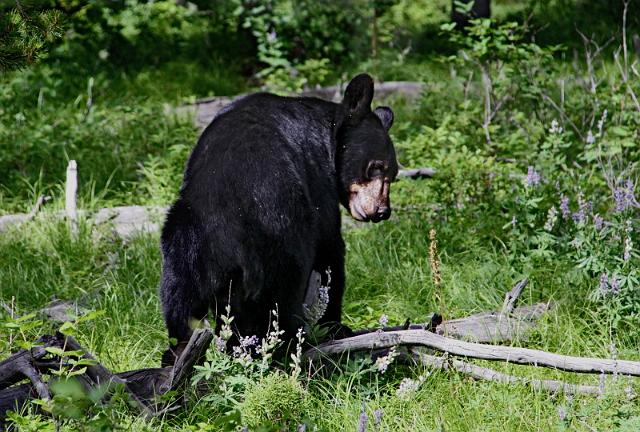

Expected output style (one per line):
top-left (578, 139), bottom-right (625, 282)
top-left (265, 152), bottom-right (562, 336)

top-left (2, 10), bottom-right (640, 430)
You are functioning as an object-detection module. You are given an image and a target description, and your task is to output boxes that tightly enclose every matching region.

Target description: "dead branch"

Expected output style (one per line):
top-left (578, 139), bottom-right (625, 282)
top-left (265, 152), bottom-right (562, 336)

top-left (26, 195), bottom-right (51, 222)
top-left (435, 302), bottom-right (550, 343)
top-left (502, 278), bottom-right (529, 314)
top-left (413, 350), bottom-right (600, 396)
top-left (397, 167), bottom-right (437, 179)
top-left (305, 327), bottom-right (640, 376)
top-left (0, 329), bottom-right (215, 422)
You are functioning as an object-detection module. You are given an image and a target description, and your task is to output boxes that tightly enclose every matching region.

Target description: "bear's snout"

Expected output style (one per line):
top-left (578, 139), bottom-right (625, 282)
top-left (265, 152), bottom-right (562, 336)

top-left (349, 179), bottom-right (391, 223)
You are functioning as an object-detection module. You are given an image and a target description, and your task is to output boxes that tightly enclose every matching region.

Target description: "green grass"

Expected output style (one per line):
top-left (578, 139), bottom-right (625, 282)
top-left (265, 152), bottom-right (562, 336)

top-left (3, 13), bottom-right (640, 428)
top-left (2, 184), bottom-right (640, 431)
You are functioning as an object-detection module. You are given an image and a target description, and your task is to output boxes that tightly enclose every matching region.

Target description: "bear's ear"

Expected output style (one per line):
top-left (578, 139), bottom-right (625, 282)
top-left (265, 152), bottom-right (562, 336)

top-left (343, 74), bottom-right (374, 120)
top-left (374, 106), bottom-right (394, 131)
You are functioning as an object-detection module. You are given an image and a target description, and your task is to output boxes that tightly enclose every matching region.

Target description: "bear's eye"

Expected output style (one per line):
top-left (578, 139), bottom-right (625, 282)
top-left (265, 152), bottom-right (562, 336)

top-left (366, 160), bottom-right (386, 179)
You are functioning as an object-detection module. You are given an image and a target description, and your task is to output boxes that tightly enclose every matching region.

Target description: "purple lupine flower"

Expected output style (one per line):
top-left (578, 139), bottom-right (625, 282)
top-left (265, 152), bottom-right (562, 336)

top-left (580, 196), bottom-right (593, 215)
top-left (215, 336), bottom-right (227, 352)
top-left (240, 335), bottom-right (259, 348)
top-left (557, 406), bottom-right (568, 422)
top-left (544, 206), bottom-right (558, 231)
top-left (594, 214), bottom-right (604, 231)
top-left (511, 216), bottom-right (517, 228)
top-left (614, 187), bottom-right (629, 212)
top-left (610, 275), bottom-right (620, 294)
top-left (297, 424), bottom-right (307, 432)
top-left (586, 130), bottom-right (595, 145)
top-left (599, 273), bottom-right (609, 295)
top-left (614, 180), bottom-right (637, 213)
top-left (379, 314), bottom-right (388, 327)
top-left (572, 210), bottom-right (585, 224)
top-left (358, 409), bottom-right (368, 432)
top-left (373, 409), bottom-right (383, 426)
top-left (525, 166), bottom-right (541, 187)
top-left (560, 196), bottom-right (571, 219)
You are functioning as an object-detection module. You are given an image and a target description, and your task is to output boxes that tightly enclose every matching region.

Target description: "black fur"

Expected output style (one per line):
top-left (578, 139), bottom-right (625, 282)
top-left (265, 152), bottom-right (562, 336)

top-left (160, 74), bottom-right (397, 365)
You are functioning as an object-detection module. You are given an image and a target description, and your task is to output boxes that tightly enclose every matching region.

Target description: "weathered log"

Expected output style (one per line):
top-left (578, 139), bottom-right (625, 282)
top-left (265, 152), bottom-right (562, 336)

top-left (397, 167), bottom-right (437, 179)
top-left (413, 350), bottom-right (600, 396)
top-left (306, 327), bottom-right (640, 376)
top-left (164, 328), bottom-right (214, 393)
top-left (176, 81), bottom-right (425, 131)
top-left (502, 278), bottom-right (529, 314)
top-left (435, 302), bottom-right (550, 343)
top-left (0, 335), bottom-right (59, 392)
top-left (0, 329), bottom-right (214, 422)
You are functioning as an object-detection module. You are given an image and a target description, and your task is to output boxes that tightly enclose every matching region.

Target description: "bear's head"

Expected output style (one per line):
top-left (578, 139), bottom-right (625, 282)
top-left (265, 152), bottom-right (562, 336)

top-left (336, 74), bottom-right (398, 223)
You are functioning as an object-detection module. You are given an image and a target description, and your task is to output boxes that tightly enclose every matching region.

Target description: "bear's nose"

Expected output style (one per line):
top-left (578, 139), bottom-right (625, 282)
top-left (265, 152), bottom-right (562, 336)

top-left (374, 206), bottom-right (391, 222)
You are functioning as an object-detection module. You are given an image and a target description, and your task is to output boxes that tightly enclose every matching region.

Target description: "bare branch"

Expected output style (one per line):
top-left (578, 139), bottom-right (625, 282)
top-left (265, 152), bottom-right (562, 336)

top-left (413, 350), bottom-right (600, 396)
top-left (502, 278), bottom-right (529, 314)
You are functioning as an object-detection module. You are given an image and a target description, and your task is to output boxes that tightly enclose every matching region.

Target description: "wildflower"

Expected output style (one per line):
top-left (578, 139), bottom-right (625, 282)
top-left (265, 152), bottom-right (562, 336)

top-left (303, 269), bottom-right (331, 325)
top-left (266, 30), bottom-right (277, 43)
top-left (375, 346), bottom-right (398, 374)
top-left (599, 273), bottom-right (609, 295)
top-left (510, 215), bottom-right (517, 228)
top-left (594, 214), bottom-right (604, 231)
top-left (214, 336), bottom-right (227, 352)
top-left (572, 194), bottom-right (589, 224)
top-left (525, 166), bottom-right (541, 187)
top-left (557, 406), bottom-right (568, 422)
top-left (624, 237), bottom-right (632, 261)
top-left (239, 335), bottom-right (258, 348)
top-left (373, 409), bottom-right (383, 426)
top-left (358, 409), bottom-right (368, 432)
top-left (379, 314), bottom-right (388, 327)
top-left (290, 327), bottom-right (305, 379)
top-left (586, 130), bottom-right (595, 145)
top-left (569, 237), bottom-right (581, 249)
top-left (572, 210), bottom-right (585, 224)
top-left (560, 195), bottom-right (571, 219)
top-left (549, 119), bottom-right (563, 134)
top-left (610, 275), bottom-right (620, 295)
top-left (625, 385), bottom-right (635, 400)
top-left (257, 308), bottom-right (285, 368)
top-left (613, 180), bottom-right (636, 213)
top-left (544, 206), bottom-right (558, 231)
top-left (396, 375), bottom-right (427, 400)
top-left (297, 424), bottom-right (307, 432)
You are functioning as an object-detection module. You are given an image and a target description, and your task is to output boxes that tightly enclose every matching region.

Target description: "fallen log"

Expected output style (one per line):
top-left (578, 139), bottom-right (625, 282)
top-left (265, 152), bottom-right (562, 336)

top-left (412, 350), bottom-right (601, 396)
top-left (0, 328), bottom-right (213, 421)
top-left (176, 81), bottom-right (425, 131)
top-left (305, 328), bottom-right (640, 376)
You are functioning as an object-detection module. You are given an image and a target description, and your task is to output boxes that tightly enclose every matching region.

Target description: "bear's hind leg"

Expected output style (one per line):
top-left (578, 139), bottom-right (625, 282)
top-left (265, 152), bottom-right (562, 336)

top-left (159, 202), bottom-right (209, 366)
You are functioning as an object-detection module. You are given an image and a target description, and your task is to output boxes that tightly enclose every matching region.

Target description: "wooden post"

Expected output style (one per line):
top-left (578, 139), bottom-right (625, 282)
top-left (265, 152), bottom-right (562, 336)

top-left (65, 160), bottom-right (78, 234)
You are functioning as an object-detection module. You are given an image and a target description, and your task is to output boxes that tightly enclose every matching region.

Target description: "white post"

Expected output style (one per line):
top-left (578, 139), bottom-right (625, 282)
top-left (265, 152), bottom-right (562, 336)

top-left (65, 160), bottom-right (78, 234)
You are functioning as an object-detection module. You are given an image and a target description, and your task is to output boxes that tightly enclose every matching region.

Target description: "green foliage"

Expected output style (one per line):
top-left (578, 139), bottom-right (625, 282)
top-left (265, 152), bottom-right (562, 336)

top-left (4, 2), bottom-right (640, 430)
top-left (0, 2), bottom-right (64, 72)
top-left (240, 373), bottom-right (309, 429)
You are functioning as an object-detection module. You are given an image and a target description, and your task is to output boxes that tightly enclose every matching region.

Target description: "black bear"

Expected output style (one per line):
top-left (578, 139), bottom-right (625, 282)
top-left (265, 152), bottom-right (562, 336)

top-left (160, 74), bottom-right (397, 364)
